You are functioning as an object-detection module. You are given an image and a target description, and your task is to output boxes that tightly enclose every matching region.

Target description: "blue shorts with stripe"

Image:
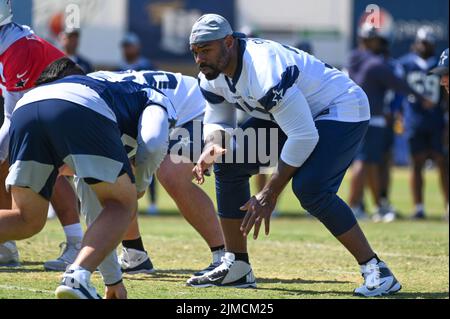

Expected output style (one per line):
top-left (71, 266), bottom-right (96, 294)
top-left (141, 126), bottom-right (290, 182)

top-left (7, 99), bottom-right (134, 200)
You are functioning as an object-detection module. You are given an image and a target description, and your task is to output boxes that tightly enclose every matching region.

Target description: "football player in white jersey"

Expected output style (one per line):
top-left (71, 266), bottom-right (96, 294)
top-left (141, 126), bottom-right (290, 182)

top-left (87, 70), bottom-right (226, 276)
top-left (187, 14), bottom-right (401, 297)
top-left (0, 57), bottom-right (176, 298)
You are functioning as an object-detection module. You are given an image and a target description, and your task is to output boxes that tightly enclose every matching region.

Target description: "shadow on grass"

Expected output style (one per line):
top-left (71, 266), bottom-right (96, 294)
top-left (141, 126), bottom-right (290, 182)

top-left (124, 269), bottom-right (448, 299)
top-left (138, 209), bottom-right (448, 223)
top-left (257, 286), bottom-right (354, 297)
top-left (258, 277), bottom-right (352, 285)
top-left (256, 286), bottom-right (449, 299)
top-left (137, 209), bottom-right (313, 220)
top-left (124, 268), bottom-right (196, 282)
top-left (0, 268), bottom-right (48, 273)
top-left (0, 261), bottom-right (64, 273)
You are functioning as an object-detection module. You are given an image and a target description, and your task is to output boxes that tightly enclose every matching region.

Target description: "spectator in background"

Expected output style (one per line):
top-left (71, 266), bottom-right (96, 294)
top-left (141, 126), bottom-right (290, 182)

top-left (429, 48), bottom-right (449, 221)
top-left (119, 32), bottom-right (156, 72)
top-left (58, 27), bottom-right (94, 74)
top-left (119, 32), bottom-right (158, 214)
top-left (347, 19), bottom-right (433, 222)
top-left (397, 29), bottom-right (448, 220)
top-left (378, 85), bottom-right (403, 220)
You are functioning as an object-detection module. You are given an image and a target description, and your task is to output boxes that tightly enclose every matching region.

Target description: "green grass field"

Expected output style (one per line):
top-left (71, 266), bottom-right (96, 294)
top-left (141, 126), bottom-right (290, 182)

top-left (0, 168), bottom-right (448, 299)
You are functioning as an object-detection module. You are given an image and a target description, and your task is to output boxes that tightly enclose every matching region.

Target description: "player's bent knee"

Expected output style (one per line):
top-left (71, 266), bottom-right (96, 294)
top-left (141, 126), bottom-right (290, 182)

top-left (157, 159), bottom-right (193, 191)
top-left (11, 207), bottom-right (47, 239)
top-left (21, 217), bottom-right (46, 239)
top-left (10, 187), bottom-right (49, 238)
top-left (295, 190), bottom-right (356, 236)
top-left (102, 198), bottom-right (136, 220)
top-left (294, 190), bottom-right (327, 217)
top-left (91, 174), bottom-right (137, 216)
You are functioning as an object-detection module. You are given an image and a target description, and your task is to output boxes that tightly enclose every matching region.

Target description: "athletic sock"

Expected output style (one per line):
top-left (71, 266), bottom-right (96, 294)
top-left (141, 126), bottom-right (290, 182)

top-left (359, 254), bottom-right (381, 266)
top-left (233, 252), bottom-right (249, 264)
top-left (415, 203), bottom-right (424, 213)
top-left (63, 223), bottom-right (83, 240)
top-left (210, 245), bottom-right (225, 263)
top-left (210, 245), bottom-right (225, 252)
top-left (67, 264), bottom-right (90, 275)
top-left (122, 237), bottom-right (145, 252)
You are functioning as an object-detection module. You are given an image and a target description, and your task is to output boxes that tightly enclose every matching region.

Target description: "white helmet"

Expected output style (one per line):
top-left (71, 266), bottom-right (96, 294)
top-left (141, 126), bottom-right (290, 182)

top-left (0, 0), bottom-right (12, 27)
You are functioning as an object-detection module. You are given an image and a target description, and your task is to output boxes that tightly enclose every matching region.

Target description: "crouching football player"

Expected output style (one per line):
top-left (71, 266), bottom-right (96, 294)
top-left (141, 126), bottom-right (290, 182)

top-left (0, 57), bottom-right (175, 298)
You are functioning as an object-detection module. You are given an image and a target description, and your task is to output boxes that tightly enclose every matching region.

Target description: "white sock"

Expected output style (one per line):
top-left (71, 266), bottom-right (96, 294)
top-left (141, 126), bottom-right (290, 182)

top-left (415, 204), bottom-right (424, 213)
top-left (63, 223), bottom-right (83, 240)
top-left (212, 248), bottom-right (225, 263)
top-left (68, 264), bottom-right (83, 271)
top-left (67, 264), bottom-right (91, 277)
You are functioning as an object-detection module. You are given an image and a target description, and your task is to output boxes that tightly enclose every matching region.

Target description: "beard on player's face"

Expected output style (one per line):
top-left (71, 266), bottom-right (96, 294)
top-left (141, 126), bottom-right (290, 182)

top-left (199, 63), bottom-right (222, 80)
top-left (198, 42), bottom-right (231, 80)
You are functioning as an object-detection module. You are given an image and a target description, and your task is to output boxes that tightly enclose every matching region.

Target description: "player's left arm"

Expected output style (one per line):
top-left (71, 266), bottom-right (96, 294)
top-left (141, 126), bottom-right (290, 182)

top-left (134, 105), bottom-right (170, 194)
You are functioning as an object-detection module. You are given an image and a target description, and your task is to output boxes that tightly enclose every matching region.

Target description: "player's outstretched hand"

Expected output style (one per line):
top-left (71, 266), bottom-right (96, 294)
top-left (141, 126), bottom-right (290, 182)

top-left (240, 192), bottom-right (277, 240)
top-left (193, 144), bottom-right (226, 185)
top-left (104, 281), bottom-right (128, 299)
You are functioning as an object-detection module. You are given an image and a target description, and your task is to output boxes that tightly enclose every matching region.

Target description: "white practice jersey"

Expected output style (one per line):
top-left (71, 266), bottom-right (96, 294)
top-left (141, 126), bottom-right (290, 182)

top-left (200, 38), bottom-right (370, 133)
top-left (89, 70), bottom-right (205, 127)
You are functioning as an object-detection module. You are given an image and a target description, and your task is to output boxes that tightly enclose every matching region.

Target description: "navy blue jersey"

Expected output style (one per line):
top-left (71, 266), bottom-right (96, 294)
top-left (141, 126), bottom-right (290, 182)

top-left (16, 73), bottom-right (177, 142)
top-left (348, 49), bottom-right (423, 117)
top-left (397, 52), bottom-right (444, 129)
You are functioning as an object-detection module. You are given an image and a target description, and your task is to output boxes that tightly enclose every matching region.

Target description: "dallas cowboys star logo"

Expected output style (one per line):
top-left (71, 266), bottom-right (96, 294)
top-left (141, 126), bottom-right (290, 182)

top-left (272, 89), bottom-right (284, 104)
top-left (439, 51), bottom-right (448, 66)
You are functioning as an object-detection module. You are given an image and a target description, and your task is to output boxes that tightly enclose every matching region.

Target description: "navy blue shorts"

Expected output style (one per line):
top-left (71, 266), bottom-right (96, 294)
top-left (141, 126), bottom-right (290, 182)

top-left (355, 126), bottom-right (387, 164)
top-left (407, 126), bottom-right (445, 155)
top-left (168, 119), bottom-right (204, 163)
top-left (214, 118), bottom-right (368, 219)
top-left (7, 99), bottom-right (134, 200)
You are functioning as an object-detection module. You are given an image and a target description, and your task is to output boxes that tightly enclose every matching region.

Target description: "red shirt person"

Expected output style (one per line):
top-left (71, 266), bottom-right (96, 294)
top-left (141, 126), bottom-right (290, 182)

top-left (0, 22), bottom-right (64, 161)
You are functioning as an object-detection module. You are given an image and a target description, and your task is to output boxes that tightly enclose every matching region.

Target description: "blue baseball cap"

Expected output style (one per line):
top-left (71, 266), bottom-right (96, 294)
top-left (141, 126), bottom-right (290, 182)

top-left (121, 32), bottom-right (141, 47)
top-left (430, 48), bottom-right (449, 76)
top-left (190, 14), bottom-right (246, 45)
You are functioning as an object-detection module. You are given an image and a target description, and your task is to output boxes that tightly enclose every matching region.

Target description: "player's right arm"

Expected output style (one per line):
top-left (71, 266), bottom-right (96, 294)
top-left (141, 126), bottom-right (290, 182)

top-left (134, 105), bottom-right (170, 194)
